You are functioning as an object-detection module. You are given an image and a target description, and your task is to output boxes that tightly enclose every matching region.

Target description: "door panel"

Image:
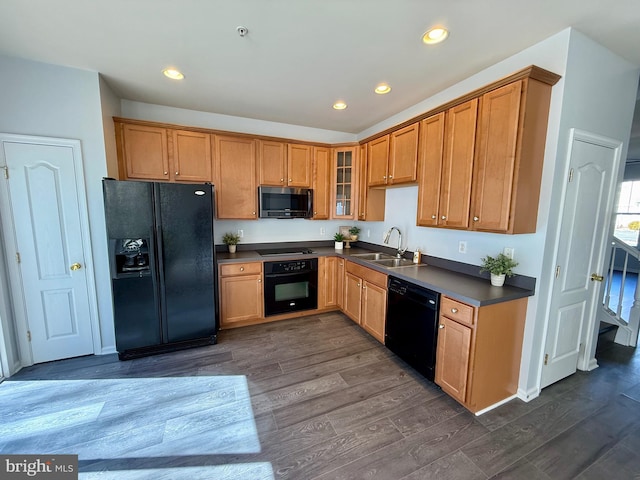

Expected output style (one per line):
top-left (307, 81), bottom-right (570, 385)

top-left (542, 131), bottom-right (621, 388)
top-left (1, 139), bottom-right (95, 363)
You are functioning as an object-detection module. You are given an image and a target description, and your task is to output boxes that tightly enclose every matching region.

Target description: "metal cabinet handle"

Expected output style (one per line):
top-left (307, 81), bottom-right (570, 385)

top-left (289, 178), bottom-right (292, 182)
top-left (280, 178), bottom-right (284, 182)
top-left (441, 215), bottom-right (447, 220)
top-left (175, 171), bottom-right (179, 175)
top-left (451, 308), bottom-right (458, 313)
top-left (240, 267), bottom-right (244, 271)
top-left (70, 262), bottom-right (82, 271)
top-left (258, 278), bottom-right (262, 283)
top-left (362, 285), bottom-right (366, 289)
top-left (252, 211), bottom-right (256, 215)
top-left (389, 175), bottom-right (393, 179)
top-left (473, 216), bottom-right (479, 221)
top-left (163, 171), bottom-right (168, 175)
top-left (439, 324), bottom-right (444, 329)
top-left (431, 215), bottom-right (437, 219)
top-left (383, 175), bottom-right (386, 180)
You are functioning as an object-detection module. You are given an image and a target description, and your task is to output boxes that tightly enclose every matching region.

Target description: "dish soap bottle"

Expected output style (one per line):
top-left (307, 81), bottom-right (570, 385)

top-left (413, 249), bottom-right (421, 264)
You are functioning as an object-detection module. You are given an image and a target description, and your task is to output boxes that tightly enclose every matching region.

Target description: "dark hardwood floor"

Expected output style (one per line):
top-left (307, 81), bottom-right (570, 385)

top-left (2, 312), bottom-right (640, 479)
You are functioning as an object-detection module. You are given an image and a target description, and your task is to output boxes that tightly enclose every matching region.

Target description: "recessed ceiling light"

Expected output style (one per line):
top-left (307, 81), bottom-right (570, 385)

top-left (333, 101), bottom-right (347, 110)
top-left (422, 27), bottom-right (449, 45)
top-left (162, 68), bottom-right (185, 80)
top-left (375, 84), bottom-right (391, 95)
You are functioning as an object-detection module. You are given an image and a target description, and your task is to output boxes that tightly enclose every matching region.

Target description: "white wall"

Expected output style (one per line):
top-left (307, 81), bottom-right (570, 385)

top-left (0, 54), bottom-right (116, 362)
top-left (533, 30), bottom-right (639, 393)
top-left (121, 101), bottom-right (357, 145)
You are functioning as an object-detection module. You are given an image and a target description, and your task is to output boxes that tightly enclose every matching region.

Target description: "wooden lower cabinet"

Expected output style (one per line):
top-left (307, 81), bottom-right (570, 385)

top-left (343, 261), bottom-right (387, 343)
top-left (219, 262), bottom-right (263, 328)
top-left (318, 256), bottom-right (338, 309)
top-left (435, 316), bottom-right (472, 403)
top-left (361, 281), bottom-right (387, 342)
top-left (336, 258), bottom-right (345, 309)
top-left (435, 295), bottom-right (527, 413)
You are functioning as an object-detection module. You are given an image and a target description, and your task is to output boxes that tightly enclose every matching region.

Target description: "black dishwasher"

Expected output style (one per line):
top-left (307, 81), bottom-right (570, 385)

top-left (385, 276), bottom-right (440, 381)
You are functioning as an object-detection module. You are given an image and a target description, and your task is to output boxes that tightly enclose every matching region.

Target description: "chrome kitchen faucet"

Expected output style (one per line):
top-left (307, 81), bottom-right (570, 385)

top-left (384, 226), bottom-right (406, 258)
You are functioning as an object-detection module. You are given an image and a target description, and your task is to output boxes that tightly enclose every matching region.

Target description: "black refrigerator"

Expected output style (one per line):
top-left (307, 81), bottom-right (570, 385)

top-left (103, 179), bottom-right (217, 360)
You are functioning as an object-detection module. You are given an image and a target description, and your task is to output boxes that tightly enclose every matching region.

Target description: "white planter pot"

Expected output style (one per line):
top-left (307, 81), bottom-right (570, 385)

top-left (228, 245), bottom-right (237, 253)
top-left (490, 273), bottom-right (506, 287)
top-left (334, 241), bottom-right (344, 250)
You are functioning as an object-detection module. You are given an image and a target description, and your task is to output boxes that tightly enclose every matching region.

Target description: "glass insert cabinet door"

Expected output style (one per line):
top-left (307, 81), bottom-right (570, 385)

top-left (334, 148), bottom-right (356, 218)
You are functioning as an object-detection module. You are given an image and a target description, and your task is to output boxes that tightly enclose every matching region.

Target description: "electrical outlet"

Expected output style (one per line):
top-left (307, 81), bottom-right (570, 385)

top-left (503, 247), bottom-right (515, 259)
top-left (320, 227), bottom-right (325, 236)
top-left (237, 229), bottom-right (244, 238)
top-left (367, 229), bottom-right (371, 238)
top-left (459, 241), bottom-right (467, 254)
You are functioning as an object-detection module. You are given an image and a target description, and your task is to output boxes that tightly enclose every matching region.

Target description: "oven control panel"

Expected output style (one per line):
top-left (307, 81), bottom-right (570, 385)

top-left (264, 258), bottom-right (318, 274)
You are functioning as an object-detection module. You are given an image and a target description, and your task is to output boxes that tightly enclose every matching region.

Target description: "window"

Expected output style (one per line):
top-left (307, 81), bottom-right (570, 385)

top-left (614, 180), bottom-right (640, 247)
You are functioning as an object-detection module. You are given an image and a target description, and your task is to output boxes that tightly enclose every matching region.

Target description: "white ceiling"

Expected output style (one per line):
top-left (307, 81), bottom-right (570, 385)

top-left (1, 0), bottom-right (639, 155)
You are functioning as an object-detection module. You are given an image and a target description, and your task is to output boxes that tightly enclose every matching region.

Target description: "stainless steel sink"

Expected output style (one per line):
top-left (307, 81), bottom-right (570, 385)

top-left (370, 258), bottom-right (416, 268)
top-left (351, 252), bottom-right (395, 261)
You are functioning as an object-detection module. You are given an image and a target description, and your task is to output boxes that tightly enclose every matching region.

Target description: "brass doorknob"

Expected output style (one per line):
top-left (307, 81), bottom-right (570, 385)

top-left (590, 273), bottom-right (604, 282)
top-left (70, 263), bottom-right (82, 271)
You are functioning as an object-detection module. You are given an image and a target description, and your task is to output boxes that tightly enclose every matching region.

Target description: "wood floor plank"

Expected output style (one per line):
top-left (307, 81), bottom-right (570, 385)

top-left (326, 379), bottom-right (441, 435)
top-left (273, 369), bottom-right (414, 430)
top-left (527, 394), bottom-right (640, 479)
top-left (399, 450), bottom-right (488, 480)
top-left (272, 417), bottom-right (404, 480)
top-left (461, 387), bottom-right (611, 477)
top-left (313, 413), bottom-right (488, 480)
top-left (2, 313), bottom-right (640, 479)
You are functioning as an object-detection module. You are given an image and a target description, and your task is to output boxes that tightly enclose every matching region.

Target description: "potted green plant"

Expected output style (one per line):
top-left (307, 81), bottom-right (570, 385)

top-left (222, 232), bottom-right (240, 253)
top-left (479, 253), bottom-right (519, 286)
top-left (334, 232), bottom-right (345, 250)
top-left (349, 226), bottom-right (361, 241)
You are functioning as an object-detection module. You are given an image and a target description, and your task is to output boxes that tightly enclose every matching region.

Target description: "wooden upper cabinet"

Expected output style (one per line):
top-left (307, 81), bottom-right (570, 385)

top-left (312, 146), bottom-right (331, 219)
top-left (416, 112), bottom-right (445, 227)
top-left (287, 143), bottom-right (312, 187)
top-left (213, 135), bottom-right (258, 219)
top-left (471, 79), bottom-right (551, 233)
top-left (257, 140), bottom-right (287, 186)
top-left (171, 130), bottom-right (212, 182)
top-left (389, 122), bottom-right (419, 184)
top-left (333, 147), bottom-right (357, 219)
top-left (358, 143), bottom-right (385, 221)
top-left (367, 135), bottom-right (390, 187)
top-left (438, 98), bottom-right (478, 229)
top-left (120, 123), bottom-right (170, 180)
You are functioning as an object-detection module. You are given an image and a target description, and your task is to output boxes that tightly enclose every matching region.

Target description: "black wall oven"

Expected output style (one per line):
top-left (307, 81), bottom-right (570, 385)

top-left (264, 258), bottom-right (318, 316)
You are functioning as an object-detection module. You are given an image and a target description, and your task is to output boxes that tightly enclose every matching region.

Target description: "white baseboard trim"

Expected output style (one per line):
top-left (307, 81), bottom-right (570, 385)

top-left (585, 358), bottom-right (599, 371)
top-left (474, 394), bottom-right (518, 416)
top-left (99, 346), bottom-right (117, 355)
top-left (517, 386), bottom-right (540, 402)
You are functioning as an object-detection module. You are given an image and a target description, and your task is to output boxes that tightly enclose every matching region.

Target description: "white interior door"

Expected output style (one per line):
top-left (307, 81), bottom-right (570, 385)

top-left (541, 129), bottom-right (622, 389)
top-left (0, 135), bottom-right (97, 364)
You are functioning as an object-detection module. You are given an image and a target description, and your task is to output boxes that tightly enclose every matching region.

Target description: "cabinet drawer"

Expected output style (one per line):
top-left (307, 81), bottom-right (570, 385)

top-left (346, 261), bottom-right (387, 289)
top-left (440, 296), bottom-right (475, 326)
top-left (220, 262), bottom-right (262, 277)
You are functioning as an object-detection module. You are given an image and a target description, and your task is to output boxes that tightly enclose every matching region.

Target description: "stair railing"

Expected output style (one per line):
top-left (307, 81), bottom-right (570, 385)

top-left (600, 236), bottom-right (640, 347)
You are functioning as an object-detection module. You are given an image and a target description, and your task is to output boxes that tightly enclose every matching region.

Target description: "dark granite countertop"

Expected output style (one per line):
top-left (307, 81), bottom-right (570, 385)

top-left (217, 244), bottom-right (535, 307)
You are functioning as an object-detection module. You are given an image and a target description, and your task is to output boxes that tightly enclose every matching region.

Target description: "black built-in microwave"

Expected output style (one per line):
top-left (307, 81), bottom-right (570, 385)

top-left (258, 186), bottom-right (313, 219)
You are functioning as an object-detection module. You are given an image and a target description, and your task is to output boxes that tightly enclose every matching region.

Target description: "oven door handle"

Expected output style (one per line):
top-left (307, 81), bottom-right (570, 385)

top-left (265, 271), bottom-right (314, 279)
